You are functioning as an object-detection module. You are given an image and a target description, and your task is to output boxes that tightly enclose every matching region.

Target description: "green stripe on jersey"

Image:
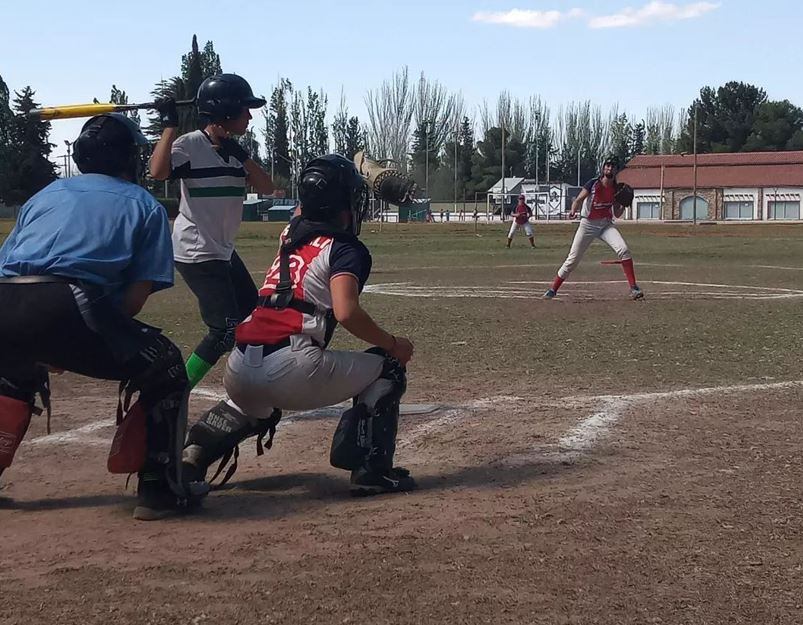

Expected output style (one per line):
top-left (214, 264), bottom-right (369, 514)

top-left (188, 186), bottom-right (246, 198)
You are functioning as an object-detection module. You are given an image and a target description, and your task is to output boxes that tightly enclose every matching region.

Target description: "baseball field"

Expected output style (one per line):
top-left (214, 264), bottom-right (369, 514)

top-left (2, 220), bottom-right (802, 624)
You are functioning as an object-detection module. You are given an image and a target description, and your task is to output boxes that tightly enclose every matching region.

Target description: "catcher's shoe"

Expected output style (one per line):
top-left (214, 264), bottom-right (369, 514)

top-left (543, 288), bottom-right (557, 299)
top-left (350, 465), bottom-right (416, 497)
top-left (630, 286), bottom-right (645, 300)
top-left (133, 473), bottom-right (187, 521)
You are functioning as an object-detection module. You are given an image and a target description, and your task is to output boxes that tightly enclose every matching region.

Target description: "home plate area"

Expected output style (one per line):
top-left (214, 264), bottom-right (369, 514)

top-left (365, 280), bottom-right (803, 301)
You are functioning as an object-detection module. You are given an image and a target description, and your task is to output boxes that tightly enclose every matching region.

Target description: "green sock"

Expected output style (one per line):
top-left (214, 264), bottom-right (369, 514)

top-left (185, 352), bottom-right (213, 389)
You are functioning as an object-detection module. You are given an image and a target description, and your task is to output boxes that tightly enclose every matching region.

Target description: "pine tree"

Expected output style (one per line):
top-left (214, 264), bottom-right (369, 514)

top-left (201, 40), bottom-right (222, 77)
top-left (0, 75), bottom-right (15, 205)
top-left (263, 79), bottom-right (292, 182)
top-left (0, 87), bottom-right (58, 205)
top-left (109, 84), bottom-right (141, 126)
top-left (343, 116), bottom-right (365, 160)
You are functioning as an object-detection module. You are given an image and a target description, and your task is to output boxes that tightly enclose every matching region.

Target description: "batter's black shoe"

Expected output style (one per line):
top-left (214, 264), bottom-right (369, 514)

top-left (630, 286), bottom-right (645, 300)
top-left (133, 474), bottom-right (183, 521)
top-left (350, 466), bottom-right (417, 496)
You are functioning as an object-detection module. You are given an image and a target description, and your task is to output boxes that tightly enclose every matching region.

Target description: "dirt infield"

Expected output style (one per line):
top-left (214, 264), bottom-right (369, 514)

top-left (2, 222), bottom-right (802, 624)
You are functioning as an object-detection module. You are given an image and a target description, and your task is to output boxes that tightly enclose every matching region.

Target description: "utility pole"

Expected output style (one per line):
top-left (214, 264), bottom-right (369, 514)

top-left (501, 125), bottom-right (506, 221)
top-left (692, 103), bottom-right (698, 225)
top-left (454, 117), bottom-right (458, 213)
top-left (425, 120), bottom-right (430, 199)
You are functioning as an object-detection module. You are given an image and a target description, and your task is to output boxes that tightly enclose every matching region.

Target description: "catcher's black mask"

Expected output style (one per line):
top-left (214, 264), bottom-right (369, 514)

top-left (299, 154), bottom-right (369, 235)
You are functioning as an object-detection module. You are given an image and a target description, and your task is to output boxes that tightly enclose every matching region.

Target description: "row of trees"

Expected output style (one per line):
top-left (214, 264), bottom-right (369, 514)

top-left (2, 34), bottom-right (803, 206)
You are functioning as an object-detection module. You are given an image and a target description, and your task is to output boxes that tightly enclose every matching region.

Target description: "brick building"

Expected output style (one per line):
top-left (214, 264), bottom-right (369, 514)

top-left (617, 152), bottom-right (803, 221)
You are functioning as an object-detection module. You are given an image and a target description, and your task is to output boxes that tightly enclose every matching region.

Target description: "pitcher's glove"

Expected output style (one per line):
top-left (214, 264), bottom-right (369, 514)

top-left (614, 182), bottom-right (634, 207)
top-left (354, 151), bottom-right (417, 206)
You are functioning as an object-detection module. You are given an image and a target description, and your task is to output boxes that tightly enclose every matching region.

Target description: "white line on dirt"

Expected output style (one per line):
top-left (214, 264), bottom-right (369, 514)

top-left (367, 280), bottom-right (803, 301)
top-left (554, 379), bottom-right (803, 457)
top-left (25, 380), bottom-right (803, 471)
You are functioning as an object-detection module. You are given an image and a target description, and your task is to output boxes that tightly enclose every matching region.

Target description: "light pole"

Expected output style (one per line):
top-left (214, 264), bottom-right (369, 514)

top-left (423, 119), bottom-right (432, 199)
top-left (64, 140), bottom-right (72, 177)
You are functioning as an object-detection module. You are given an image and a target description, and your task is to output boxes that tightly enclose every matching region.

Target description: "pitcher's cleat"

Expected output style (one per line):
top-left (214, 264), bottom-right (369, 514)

top-left (630, 286), bottom-right (645, 300)
top-left (543, 288), bottom-right (557, 299)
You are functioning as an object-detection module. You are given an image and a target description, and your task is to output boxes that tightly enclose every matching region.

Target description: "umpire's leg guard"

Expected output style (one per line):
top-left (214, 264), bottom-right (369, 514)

top-left (0, 370), bottom-right (49, 479)
top-left (0, 395), bottom-right (33, 476)
top-left (110, 332), bottom-right (209, 513)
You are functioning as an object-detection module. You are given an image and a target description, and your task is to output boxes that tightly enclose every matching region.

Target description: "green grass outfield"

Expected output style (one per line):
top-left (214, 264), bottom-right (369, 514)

top-left (2, 219), bottom-right (802, 401)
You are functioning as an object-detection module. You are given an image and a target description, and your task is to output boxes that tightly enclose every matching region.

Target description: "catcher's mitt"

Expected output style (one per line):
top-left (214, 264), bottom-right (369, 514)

top-left (353, 150), bottom-right (417, 206)
top-left (614, 182), bottom-right (634, 208)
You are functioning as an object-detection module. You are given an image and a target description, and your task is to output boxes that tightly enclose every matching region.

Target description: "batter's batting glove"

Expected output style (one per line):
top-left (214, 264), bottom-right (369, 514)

top-left (154, 97), bottom-right (179, 130)
top-left (217, 138), bottom-right (250, 164)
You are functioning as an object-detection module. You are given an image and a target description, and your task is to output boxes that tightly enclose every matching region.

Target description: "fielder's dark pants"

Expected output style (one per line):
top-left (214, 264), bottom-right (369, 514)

top-left (0, 282), bottom-right (188, 473)
top-left (175, 250), bottom-right (258, 366)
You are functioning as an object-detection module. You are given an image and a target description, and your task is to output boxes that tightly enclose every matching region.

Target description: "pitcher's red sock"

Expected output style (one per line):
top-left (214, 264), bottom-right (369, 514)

top-left (550, 275), bottom-right (565, 292)
top-left (621, 259), bottom-right (637, 288)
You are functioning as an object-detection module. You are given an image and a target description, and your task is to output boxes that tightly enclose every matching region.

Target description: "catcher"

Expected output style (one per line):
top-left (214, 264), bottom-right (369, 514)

top-left (182, 154), bottom-right (417, 495)
top-left (543, 156), bottom-right (644, 300)
top-left (0, 114), bottom-right (205, 520)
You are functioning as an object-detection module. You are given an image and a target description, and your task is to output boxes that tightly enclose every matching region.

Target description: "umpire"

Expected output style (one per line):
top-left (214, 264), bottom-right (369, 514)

top-left (0, 113), bottom-right (204, 520)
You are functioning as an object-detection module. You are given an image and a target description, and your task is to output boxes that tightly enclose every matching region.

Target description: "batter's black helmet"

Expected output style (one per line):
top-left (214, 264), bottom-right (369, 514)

top-left (72, 113), bottom-right (148, 178)
top-left (299, 154), bottom-right (369, 235)
top-left (197, 74), bottom-right (266, 122)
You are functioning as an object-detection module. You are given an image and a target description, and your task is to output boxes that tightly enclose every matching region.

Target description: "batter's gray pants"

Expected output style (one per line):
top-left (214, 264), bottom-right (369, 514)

top-left (558, 218), bottom-right (631, 279)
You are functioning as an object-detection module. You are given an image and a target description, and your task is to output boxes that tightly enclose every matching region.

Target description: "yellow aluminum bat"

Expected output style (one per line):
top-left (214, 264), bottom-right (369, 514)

top-left (28, 99), bottom-right (195, 120)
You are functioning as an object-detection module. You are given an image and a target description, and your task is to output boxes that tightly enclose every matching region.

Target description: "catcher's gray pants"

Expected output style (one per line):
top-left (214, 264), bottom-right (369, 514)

top-left (223, 335), bottom-right (386, 420)
top-left (557, 218), bottom-right (631, 279)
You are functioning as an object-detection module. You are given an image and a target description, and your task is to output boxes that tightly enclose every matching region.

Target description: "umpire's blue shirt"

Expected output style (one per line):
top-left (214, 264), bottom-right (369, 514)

top-left (0, 174), bottom-right (174, 303)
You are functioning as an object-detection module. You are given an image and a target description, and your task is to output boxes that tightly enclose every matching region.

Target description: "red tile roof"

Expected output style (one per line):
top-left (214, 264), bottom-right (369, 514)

top-left (619, 151), bottom-right (803, 189)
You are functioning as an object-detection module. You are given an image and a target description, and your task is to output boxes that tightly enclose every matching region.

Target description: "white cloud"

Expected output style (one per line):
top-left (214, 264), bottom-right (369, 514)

top-left (588, 1), bottom-right (721, 29)
top-left (471, 8), bottom-right (585, 29)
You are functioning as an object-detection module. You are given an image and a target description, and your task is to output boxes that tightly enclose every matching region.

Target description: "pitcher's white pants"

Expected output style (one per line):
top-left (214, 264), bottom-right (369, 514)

top-left (557, 218), bottom-right (631, 279)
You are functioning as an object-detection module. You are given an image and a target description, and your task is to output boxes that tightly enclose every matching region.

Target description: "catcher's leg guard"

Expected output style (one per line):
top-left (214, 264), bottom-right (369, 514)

top-left (330, 348), bottom-right (415, 494)
top-left (0, 395), bottom-right (33, 474)
top-left (183, 400), bottom-right (281, 487)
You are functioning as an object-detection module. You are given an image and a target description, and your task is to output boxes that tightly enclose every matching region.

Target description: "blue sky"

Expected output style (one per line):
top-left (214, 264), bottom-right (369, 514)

top-left (1, 0), bottom-right (799, 169)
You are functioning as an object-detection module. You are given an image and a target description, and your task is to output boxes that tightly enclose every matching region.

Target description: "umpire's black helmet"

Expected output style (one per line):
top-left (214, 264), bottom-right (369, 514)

top-left (298, 154), bottom-right (369, 235)
top-left (72, 113), bottom-right (148, 179)
top-left (197, 74), bottom-right (266, 122)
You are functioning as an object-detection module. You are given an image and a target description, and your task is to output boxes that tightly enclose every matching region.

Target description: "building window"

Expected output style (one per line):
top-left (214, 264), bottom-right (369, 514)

top-left (724, 200), bottom-right (753, 220)
top-left (679, 196), bottom-right (709, 220)
top-left (768, 200), bottom-right (800, 220)
top-left (637, 201), bottom-right (660, 219)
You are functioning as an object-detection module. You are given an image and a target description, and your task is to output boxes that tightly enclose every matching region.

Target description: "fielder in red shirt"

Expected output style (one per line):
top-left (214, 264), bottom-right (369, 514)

top-left (506, 194), bottom-right (535, 248)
